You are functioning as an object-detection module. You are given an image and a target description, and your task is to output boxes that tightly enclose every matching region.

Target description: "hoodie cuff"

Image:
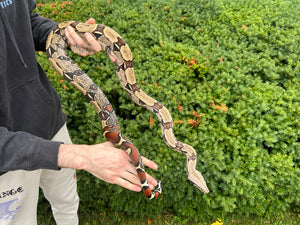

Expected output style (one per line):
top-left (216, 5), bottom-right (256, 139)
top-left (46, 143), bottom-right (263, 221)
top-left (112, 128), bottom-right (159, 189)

top-left (30, 139), bottom-right (62, 170)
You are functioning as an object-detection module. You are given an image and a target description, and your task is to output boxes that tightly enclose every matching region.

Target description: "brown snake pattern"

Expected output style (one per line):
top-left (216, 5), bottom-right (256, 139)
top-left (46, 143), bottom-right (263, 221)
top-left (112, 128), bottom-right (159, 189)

top-left (46, 21), bottom-right (209, 199)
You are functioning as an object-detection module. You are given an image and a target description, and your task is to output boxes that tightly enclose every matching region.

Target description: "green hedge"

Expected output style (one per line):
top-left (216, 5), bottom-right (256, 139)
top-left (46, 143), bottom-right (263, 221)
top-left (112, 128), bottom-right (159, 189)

top-left (35, 0), bottom-right (300, 221)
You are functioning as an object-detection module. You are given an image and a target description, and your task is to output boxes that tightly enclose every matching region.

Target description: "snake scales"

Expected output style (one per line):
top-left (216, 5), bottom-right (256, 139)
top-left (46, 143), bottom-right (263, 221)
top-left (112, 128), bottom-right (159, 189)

top-left (46, 21), bottom-right (209, 199)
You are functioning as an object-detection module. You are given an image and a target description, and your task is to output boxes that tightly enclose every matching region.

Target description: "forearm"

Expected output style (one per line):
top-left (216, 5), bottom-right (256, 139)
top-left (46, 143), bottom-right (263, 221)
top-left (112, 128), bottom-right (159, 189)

top-left (57, 144), bottom-right (91, 171)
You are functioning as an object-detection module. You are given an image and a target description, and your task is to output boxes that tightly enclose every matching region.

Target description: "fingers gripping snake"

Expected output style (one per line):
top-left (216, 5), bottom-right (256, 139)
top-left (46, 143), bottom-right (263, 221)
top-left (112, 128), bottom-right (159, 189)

top-left (46, 21), bottom-right (209, 199)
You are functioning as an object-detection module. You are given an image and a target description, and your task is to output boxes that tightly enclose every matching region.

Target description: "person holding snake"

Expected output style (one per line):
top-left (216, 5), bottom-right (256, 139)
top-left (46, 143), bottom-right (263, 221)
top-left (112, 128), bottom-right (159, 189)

top-left (0, 1), bottom-right (158, 224)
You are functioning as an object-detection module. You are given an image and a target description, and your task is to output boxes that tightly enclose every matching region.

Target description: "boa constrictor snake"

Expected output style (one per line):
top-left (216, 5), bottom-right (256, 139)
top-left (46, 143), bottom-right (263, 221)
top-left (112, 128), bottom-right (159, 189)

top-left (46, 21), bottom-right (209, 199)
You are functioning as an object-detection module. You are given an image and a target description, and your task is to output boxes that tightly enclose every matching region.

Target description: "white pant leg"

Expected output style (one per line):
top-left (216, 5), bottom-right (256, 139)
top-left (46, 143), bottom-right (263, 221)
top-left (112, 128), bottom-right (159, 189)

top-left (0, 170), bottom-right (41, 225)
top-left (39, 124), bottom-right (79, 225)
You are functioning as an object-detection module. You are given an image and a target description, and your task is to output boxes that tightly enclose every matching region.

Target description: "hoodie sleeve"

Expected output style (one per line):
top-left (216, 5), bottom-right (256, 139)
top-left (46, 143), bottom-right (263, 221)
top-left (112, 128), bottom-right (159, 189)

top-left (0, 127), bottom-right (61, 173)
top-left (29, 0), bottom-right (57, 51)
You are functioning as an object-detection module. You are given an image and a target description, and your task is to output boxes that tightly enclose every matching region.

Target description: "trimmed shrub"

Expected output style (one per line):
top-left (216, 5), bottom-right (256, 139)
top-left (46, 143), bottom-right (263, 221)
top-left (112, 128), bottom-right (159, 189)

top-left (36, 0), bottom-right (300, 220)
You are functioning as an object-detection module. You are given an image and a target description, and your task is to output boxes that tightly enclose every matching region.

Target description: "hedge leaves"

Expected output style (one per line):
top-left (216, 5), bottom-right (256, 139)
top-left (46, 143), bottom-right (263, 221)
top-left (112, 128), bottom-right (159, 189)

top-left (36, 0), bottom-right (299, 220)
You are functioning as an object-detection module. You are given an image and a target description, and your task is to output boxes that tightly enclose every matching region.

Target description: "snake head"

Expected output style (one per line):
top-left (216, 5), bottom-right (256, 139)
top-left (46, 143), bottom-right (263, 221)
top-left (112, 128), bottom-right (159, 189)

top-left (183, 144), bottom-right (210, 194)
top-left (188, 170), bottom-right (209, 194)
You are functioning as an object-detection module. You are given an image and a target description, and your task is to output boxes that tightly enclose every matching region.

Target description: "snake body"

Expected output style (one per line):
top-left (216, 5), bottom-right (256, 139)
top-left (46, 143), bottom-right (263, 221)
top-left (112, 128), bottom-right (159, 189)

top-left (46, 21), bottom-right (209, 199)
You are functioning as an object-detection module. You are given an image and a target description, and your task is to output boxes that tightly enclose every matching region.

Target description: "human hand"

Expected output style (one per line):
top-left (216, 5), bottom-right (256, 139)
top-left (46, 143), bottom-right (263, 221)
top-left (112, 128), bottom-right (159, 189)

top-left (65, 18), bottom-right (116, 61)
top-left (58, 142), bottom-right (158, 192)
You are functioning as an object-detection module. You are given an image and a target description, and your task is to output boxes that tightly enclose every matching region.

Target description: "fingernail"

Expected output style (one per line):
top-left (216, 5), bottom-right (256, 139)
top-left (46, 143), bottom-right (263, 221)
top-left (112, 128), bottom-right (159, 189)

top-left (109, 55), bottom-right (116, 62)
top-left (85, 33), bottom-right (91, 39)
top-left (136, 186), bottom-right (142, 192)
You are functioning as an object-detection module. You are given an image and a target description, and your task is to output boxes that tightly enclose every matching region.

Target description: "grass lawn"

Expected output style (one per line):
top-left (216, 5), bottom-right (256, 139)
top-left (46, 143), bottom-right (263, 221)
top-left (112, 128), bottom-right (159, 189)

top-left (37, 198), bottom-right (300, 225)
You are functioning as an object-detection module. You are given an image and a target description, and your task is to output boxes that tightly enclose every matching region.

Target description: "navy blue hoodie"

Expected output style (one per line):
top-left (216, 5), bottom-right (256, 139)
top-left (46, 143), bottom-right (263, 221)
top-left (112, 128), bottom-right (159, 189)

top-left (0, 0), bottom-right (66, 175)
